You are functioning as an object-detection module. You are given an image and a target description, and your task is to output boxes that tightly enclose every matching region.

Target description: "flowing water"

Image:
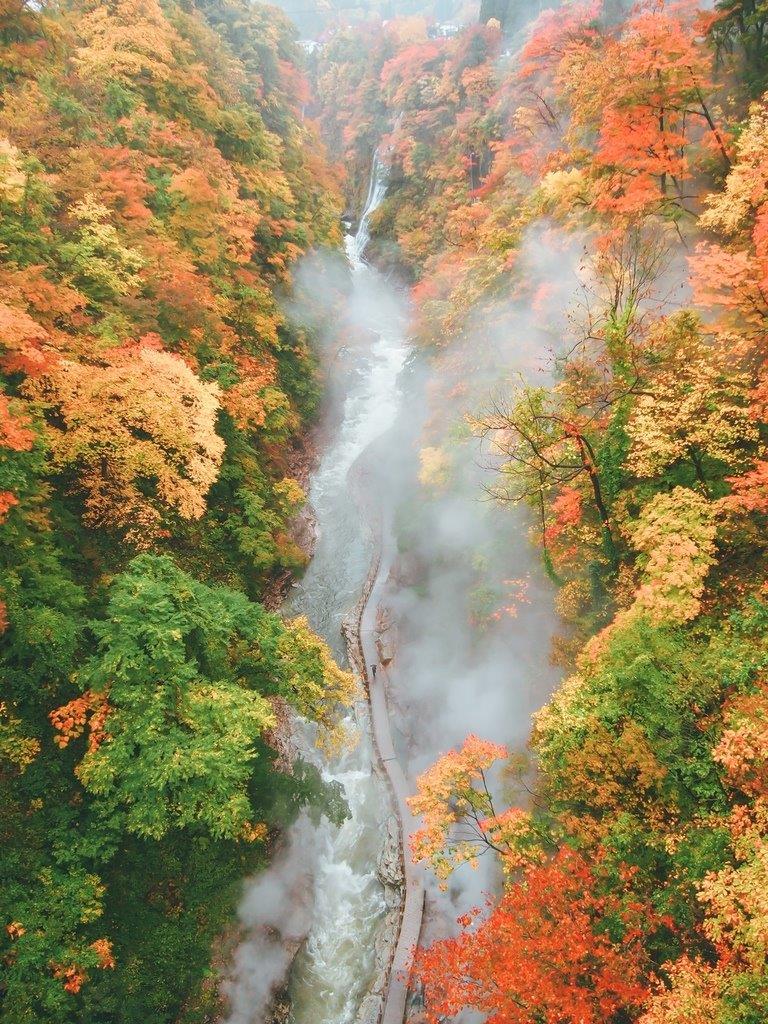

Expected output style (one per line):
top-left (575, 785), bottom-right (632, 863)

top-left (284, 155), bottom-right (410, 1024)
top-left (227, 146), bottom-right (562, 1024)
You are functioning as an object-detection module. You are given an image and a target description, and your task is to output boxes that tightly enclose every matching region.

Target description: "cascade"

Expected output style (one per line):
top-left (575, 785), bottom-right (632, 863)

top-left (348, 151), bottom-right (390, 265)
top-left (286, 148), bottom-right (409, 1024)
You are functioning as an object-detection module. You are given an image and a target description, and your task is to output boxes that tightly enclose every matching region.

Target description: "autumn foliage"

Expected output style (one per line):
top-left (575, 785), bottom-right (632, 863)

top-left (7, 0), bottom-right (768, 1018)
top-left (29, 341), bottom-right (225, 545)
top-left (413, 849), bottom-right (652, 1024)
top-left (318, 2), bottom-right (768, 1023)
top-left (0, 0), bottom-right (349, 1019)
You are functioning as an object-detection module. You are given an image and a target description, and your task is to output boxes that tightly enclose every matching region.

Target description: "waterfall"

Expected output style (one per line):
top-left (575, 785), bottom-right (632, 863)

top-left (348, 151), bottom-right (390, 265)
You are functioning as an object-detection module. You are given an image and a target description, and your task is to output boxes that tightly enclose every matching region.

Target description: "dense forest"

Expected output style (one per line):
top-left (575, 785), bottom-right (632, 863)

top-left (6, 0), bottom-right (768, 1023)
top-left (313, 2), bottom-right (768, 1022)
top-left (0, 1), bottom-right (352, 1021)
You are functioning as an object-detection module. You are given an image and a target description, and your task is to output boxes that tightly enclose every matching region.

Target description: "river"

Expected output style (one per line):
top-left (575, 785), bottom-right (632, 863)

top-left (285, 154), bottom-right (410, 1024)
top-left (225, 151), bottom-right (561, 1024)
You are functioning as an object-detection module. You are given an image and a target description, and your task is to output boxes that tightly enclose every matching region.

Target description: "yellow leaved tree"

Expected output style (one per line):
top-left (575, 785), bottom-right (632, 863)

top-left (627, 487), bottom-right (717, 625)
top-left (29, 341), bottom-right (224, 545)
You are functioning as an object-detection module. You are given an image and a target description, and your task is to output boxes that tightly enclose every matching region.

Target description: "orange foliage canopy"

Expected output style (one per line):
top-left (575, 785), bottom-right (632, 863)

top-left (407, 734), bottom-right (508, 880)
top-left (50, 692), bottom-right (110, 753)
top-left (0, 394), bottom-right (33, 454)
top-left (413, 847), bottom-right (652, 1024)
top-left (0, 300), bottom-right (54, 376)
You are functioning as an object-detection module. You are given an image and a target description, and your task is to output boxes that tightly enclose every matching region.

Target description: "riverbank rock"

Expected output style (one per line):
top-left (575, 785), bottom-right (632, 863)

top-left (354, 815), bottom-right (406, 1024)
top-left (378, 813), bottom-right (404, 891)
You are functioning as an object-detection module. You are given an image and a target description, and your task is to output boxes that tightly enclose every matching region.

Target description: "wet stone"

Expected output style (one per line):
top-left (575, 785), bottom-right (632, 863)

top-left (356, 992), bottom-right (383, 1024)
top-left (377, 814), bottom-right (404, 891)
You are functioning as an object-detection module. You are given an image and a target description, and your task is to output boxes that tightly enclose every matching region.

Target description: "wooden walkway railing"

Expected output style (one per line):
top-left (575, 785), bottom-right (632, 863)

top-left (344, 488), bottom-right (426, 1024)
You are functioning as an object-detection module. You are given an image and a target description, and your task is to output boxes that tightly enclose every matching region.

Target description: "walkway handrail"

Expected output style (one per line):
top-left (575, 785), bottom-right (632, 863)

top-left (344, 481), bottom-right (425, 1024)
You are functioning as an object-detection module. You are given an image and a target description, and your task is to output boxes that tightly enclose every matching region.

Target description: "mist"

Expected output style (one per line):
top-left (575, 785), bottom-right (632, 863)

top-left (222, 819), bottom-right (319, 1024)
top-left (222, 173), bottom-right (413, 1024)
top-left (221, 200), bottom-right (692, 1024)
top-left (221, 3), bottom-right (700, 1015)
top-left (362, 228), bottom-right (579, 928)
top-left (359, 210), bottom-right (691, 931)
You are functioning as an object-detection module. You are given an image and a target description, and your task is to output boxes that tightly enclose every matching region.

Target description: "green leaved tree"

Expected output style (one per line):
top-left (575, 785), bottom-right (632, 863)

top-left (59, 554), bottom-right (353, 841)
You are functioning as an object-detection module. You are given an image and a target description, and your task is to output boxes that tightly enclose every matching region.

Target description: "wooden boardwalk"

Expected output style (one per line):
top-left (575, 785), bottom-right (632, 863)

top-left (359, 519), bottom-right (425, 1024)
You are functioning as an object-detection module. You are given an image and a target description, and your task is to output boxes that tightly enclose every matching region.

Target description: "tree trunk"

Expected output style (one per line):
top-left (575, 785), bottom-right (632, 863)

top-left (574, 434), bottom-right (618, 562)
top-left (690, 447), bottom-right (711, 497)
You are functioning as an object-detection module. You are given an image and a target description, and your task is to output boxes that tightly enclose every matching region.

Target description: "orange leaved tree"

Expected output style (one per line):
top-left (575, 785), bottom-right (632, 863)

top-left (413, 847), bottom-right (652, 1024)
top-left (28, 338), bottom-right (224, 545)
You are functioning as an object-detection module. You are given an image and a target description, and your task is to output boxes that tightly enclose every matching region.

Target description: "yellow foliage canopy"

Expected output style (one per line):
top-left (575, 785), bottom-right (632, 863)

top-left (628, 487), bottom-right (717, 625)
top-left (626, 313), bottom-right (757, 479)
top-left (29, 341), bottom-right (224, 545)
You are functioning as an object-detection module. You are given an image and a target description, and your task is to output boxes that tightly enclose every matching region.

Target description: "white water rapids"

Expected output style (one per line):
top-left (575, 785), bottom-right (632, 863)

top-left (286, 153), bottom-right (409, 1024)
top-left (224, 153), bottom-right (410, 1024)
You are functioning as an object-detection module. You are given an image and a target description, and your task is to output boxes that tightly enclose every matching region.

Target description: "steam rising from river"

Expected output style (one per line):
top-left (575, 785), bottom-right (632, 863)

top-left (222, 209), bottom-right (592, 1021)
top-left (223, 820), bottom-right (318, 1024)
top-left (367, 229), bottom-right (583, 927)
top-left (223, 159), bottom-right (411, 1024)
top-left (220, 3), bottom-right (705, 1013)
top-left (222, 206), bottom-right (691, 1020)
top-left (372, 207), bottom-right (690, 932)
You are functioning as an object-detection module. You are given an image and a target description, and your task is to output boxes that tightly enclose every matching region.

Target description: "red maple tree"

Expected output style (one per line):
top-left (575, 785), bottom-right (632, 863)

top-left (413, 848), bottom-right (652, 1024)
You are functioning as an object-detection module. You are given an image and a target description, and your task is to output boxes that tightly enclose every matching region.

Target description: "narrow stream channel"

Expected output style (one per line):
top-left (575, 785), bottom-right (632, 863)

top-left (285, 155), bottom-right (410, 1024)
top-left (227, 149), bottom-right (562, 1024)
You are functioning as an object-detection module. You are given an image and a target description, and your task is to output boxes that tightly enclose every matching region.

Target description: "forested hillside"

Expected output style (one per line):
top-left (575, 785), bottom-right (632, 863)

top-left (315, 3), bottom-right (768, 1021)
top-left (0, 2), bottom-right (351, 1021)
top-left (7, 0), bottom-right (768, 1021)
